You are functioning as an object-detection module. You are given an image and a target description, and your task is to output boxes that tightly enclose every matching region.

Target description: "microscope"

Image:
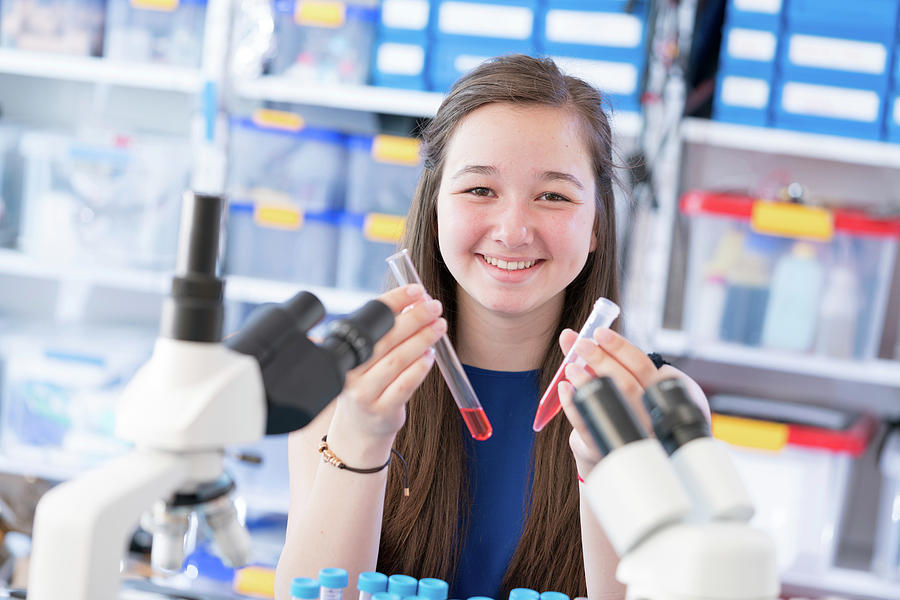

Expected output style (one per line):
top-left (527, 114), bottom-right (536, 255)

top-left (575, 376), bottom-right (780, 599)
top-left (26, 192), bottom-right (394, 599)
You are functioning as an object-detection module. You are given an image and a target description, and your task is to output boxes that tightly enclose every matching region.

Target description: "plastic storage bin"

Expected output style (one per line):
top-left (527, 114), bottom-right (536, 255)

top-left (0, 0), bottom-right (106, 56)
top-left (373, 0), bottom-right (431, 91)
top-left (269, 0), bottom-right (379, 85)
top-left (710, 399), bottom-right (875, 574)
top-left (104, 0), bottom-right (207, 67)
top-left (872, 427), bottom-right (900, 580)
top-left (785, 0), bottom-right (900, 35)
top-left (679, 191), bottom-right (900, 359)
top-left (337, 212), bottom-right (404, 292)
top-left (435, 0), bottom-right (537, 43)
top-left (725, 0), bottom-right (783, 30)
top-left (0, 126), bottom-right (23, 249)
top-left (225, 111), bottom-right (346, 286)
top-left (18, 130), bottom-right (191, 269)
top-left (538, 0), bottom-right (649, 64)
top-left (429, 36), bottom-right (532, 92)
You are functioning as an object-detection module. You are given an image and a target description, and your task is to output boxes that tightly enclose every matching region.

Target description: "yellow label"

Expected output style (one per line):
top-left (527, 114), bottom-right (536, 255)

top-left (130, 0), bottom-right (179, 11)
top-left (711, 414), bottom-right (788, 451)
top-left (751, 201), bottom-right (834, 241)
top-left (364, 213), bottom-right (406, 243)
top-left (233, 566), bottom-right (275, 598)
top-left (251, 109), bottom-right (305, 133)
top-left (250, 189), bottom-right (304, 230)
top-left (295, 0), bottom-right (346, 27)
top-left (372, 135), bottom-right (422, 166)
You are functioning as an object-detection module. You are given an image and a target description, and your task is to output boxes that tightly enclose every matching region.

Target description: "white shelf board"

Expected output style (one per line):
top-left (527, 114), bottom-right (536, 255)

top-left (0, 452), bottom-right (85, 482)
top-left (0, 49), bottom-right (202, 93)
top-left (224, 275), bottom-right (375, 314)
top-left (654, 328), bottom-right (900, 388)
top-left (782, 567), bottom-right (900, 600)
top-left (681, 117), bottom-right (900, 169)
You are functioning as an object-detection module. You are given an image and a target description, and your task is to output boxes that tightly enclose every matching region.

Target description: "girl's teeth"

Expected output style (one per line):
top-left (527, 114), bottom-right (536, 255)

top-left (483, 255), bottom-right (535, 271)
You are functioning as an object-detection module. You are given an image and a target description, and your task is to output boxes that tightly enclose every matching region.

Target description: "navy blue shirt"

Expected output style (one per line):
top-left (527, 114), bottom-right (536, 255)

top-left (451, 365), bottom-right (540, 599)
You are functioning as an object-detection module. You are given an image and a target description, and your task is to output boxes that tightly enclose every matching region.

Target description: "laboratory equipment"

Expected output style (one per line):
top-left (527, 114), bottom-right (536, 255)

top-left (387, 249), bottom-right (492, 441)
top-left (27, 191), bottom-right (394, 599)
top-left (508, 589), bottom-right (539, 600)
top-left (358, 572), bottom-right (388, 600)
top-left (532, 297), bottom-right (620, 432)
top-left (539, 592), bottom-right (567, 600)
top-left (576, 376), bottom-right (780, 600)
top-left (387, 574), bottom-right (418, 597)
top-left (417, 577), bottom-right (449, 600)
top-left (293, 577), bottom-right (321, 600)
top-left (320, 567), bottom-right (349, 600)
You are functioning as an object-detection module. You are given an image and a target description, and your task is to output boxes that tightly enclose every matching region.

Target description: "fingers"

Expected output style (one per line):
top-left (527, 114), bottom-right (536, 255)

top-left (378, 348), bottom-right (437, 408)
top-left (361, 293), bottom-right (442, 372)
top-left (558, 328), bottom-right (578, 355)
top-left (377, 283), bottom-right (427, 313)
top-left (591, 328), bottom-right (660, 389)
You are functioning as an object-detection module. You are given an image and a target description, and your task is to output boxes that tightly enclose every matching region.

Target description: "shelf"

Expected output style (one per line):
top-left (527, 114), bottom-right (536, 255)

top-left (0, 452), bottom-right (86, 482)
top-left (654, 328), bottom-right (900, 388)
top-left (0, 49), bottom-right (202, 93)
top-left (225, 275), bottom-right (375, 314)
top-left (782, 567), bottom-right (900, 600)
top-left (681, 117), bottom-right (900, 169)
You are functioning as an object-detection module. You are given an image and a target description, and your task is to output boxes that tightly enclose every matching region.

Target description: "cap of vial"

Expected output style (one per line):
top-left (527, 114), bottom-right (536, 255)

top-left (417, 578), bottom-right (449, 600)
top-left (540, 593), bottom-right (569, 600)
top-left (358, 572), bottom-right (389, 594)
top-left (387, 575), bottom-right (418, 597)
top-left (319, 568), bottom-right (349, 589)
top-left (290, 577), bottom-right (320, 599)
top-left (467, 596), bottom-right (495, 600)
top-left (373, 593), bottom-right (403, 600)
top-left (509, 589), bottom-right (539, 600)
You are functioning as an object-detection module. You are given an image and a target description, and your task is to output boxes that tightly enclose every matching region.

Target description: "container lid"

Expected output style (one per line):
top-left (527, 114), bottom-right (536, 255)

top-left (508, 589), bottom-right (540, 600)
top-left (417, 579), bottom-right (449, 600)
top-left (680, 190), bottom-right (900, 238)
top-left (274, 0), bottom-right (379, 23)
top-left (291, 577), bottom-right (320, 599)
top-left (539, 593), bottom-right (569, 600)
top-left (358, 572), bottom-right (389, 594)
top-left (387, 575), bottom-right (418, 597)
top-left (318, 568), bottom-right (349, 589)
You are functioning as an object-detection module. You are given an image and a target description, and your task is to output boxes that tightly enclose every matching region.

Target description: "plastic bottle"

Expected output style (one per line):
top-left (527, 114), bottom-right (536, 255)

top-left (319, 568), bottom-right (349, 600)
top-left (417, 578), bottom-right (450, 600)
top-left (358, 572), bottom-right (389, 600)
top-left (761, 241), bottom-right (824, 352)
top-left (292, 577), bottom-right (321, 600)
top-left (693, 230), bottom-right (744, 342)
top-left (719, 234), bottom-right (777, 346)
top-left (387, 575), bottom-right (419, 598)
top-left (813, 261), bottom-right (860, 359)
top-left (508, 589), bottom-right (540, 600)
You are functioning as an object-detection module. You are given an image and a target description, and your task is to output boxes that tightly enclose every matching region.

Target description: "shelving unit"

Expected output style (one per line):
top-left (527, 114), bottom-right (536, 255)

top-left (782, 567), bottom-right (900, 600)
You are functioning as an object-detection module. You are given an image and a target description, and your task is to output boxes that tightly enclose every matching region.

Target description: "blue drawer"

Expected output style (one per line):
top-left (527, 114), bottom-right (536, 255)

top-left (720, 25), bottom-right (780, 78)
top-left (537, 0), bottom-right (648, 62)
top-left (773, 80), bottom-right (886, 140)
top-left (434, 0), bottom-right (538, 42)
top-left (550, 53), bottom-right (642, 112)
top-left (379, 0), bottom-right (432, 36)
top-left (779, 24), bottom-right (893, 92)
top-left (372, 32), bottom-right (429, 90)
top-left (713, 69), bottom-right (775, 127)
top-left (786, 0), bottom-right (900, 35)
top-left (724, 0), bottom-right (783, 30)
top-left (428, 36), bottom-right (534, 92)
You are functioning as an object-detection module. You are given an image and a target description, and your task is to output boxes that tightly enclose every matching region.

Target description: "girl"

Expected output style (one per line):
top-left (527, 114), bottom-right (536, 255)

top-left (275, 55), bottom-right (707, 600)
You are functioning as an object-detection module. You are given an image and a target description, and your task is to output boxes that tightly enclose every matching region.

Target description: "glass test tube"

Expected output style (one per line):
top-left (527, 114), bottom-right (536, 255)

top-left (386, 249), bottom-right (492, 441)
top-left (532, 297), bottom-right (620, 432)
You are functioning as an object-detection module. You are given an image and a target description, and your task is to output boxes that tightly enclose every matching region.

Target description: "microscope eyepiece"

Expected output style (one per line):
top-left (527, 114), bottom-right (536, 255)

top-left (573, 376), bottom-right (648, 456)
top-left (642, 378), bottom-right (710, 456)
top-left (322, 300), bottom-right (395, 372)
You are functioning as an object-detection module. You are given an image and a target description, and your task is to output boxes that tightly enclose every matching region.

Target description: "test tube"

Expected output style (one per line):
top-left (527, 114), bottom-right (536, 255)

top-left (291, 578), bottom-right (320, 600)
top-left (319, 568), bottom-right (348, 600)
top-left (417, 578), bottom-right (449, 600)
top-left (387, 249), bottom-right (492, 441)
top-left (532, 297), bottom-right (620, 432)
top-left (358, 572), bottom-right (388, 600)
top-left (387, 574), bottom-right (419, 598)
top-left (539, 593), bottom-right (569, 600)
top-left (508, 590), bottom-right (539, 600)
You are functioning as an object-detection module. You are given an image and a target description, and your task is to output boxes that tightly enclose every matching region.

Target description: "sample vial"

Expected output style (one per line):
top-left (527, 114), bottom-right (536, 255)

top-left (292, 577), bottom-right (320, 600)
top-left (539, 593), bottom-right (569, 600)
top-left (373, 593), bottom-right (403, 600)
top-left (319, 568), bottom-right (349, 600)
top-left (508, 589), bottom-right (539, 600)
top-left (358, 572), bottom-right (389, 600)
top-left (417, 578), bottom-right (449, 600)
top-left (387, 574), bottom-right (419, 598)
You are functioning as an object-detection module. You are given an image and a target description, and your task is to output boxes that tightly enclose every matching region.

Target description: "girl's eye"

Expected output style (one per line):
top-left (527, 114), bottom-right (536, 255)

top-left (539, 192), bottom-right (570, 203)
top-left (467, 187), bottom-right (493, 197)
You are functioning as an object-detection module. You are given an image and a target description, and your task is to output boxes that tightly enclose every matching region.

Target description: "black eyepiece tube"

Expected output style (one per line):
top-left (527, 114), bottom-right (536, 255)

top-left (642, 377), bottom-right (710, 456)
top-left (323, 300), bottom-right (395, 373)
top-left (573, 377), bottom-right (648, 456)
top-left (176, 191), bottom-right (222, 277)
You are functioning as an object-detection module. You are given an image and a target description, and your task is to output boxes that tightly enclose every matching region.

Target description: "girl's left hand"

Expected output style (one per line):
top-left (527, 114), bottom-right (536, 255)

top-left (556, 327), bottom-right (660, 473)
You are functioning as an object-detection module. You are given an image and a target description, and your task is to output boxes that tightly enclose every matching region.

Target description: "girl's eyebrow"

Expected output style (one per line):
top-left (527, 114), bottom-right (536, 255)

top-left (450, 164), bottom-right (497, 179)
top-left (542, 170), bottom-right (584, 190)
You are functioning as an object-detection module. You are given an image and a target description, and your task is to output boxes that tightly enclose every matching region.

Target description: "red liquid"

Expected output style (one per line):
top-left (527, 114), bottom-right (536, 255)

top-left (460, 407), bottom-right (493, 441)
top-left (532, 359), bottom-right (569, 431)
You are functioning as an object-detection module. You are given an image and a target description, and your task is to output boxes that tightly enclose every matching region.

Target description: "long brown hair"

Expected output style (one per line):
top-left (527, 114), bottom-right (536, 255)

top-left (377, 55), bottom-right (621, 597)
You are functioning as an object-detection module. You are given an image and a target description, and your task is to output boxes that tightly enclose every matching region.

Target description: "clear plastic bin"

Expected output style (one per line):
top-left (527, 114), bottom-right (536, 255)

top-left (872, 427), bottom-right (900, 580)
top-left (680, 191), bottom-right (900, 359)
top-left (104, 0), bottom-right (207, 67)
top-left (18, 130), bottom-right (191, 269)
top-left (0, 325), bottom-right (154, 471)
top-left (344, 133), bottom-right (421, 214)
top-left (710, 400), bottom-right (875, 574)
top-left (0, 0), bottom-right (106, 56)
top-left (0, 126), bottom-right (24, 249)
top-left (269, 0), bottom-right (379, 84)
top-left (336, 212), bottom-right (403, 292)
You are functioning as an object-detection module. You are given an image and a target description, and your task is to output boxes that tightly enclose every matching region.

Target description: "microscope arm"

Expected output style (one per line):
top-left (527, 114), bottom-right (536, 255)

top-left (27, 449), bottom-right (190, 600)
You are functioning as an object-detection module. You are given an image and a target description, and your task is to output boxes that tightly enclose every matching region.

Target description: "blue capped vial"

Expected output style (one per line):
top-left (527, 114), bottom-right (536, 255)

top-left (539, 593), bottom-right (569, 600)
top-left (387, 575), bottom-right (418, 598)
top-left (373, 593), bottom-right (403, 600)
top-left (291, 577), bottom-right (320, 600)
top-left (319, 568), bottom-right (349, 600)
top-left (417, 578), bottom-right (449, 600)
top-left (509, 590), bottom-right (539, 600)
top-left (467, 596), bottom-right (494, 600)
top-left (358, 572), bottom-right (389, 600)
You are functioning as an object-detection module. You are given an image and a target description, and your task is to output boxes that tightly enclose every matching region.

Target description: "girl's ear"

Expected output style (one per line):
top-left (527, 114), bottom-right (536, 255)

top-left (589, 231), bottom-right (598, 252)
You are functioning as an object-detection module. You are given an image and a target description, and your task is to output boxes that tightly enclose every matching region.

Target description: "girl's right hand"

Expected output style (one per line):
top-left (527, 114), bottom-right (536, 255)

top-left (326, 284), bottom-right (445, 463)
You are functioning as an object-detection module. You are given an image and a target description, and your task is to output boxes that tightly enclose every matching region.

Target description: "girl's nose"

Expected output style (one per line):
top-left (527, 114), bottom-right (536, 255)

top-left (491, 201), bottom-right (533, 248)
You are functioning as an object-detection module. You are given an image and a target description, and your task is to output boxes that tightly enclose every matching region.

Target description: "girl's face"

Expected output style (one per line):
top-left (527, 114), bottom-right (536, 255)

top-left (437, 103), bottom-right (598, 317)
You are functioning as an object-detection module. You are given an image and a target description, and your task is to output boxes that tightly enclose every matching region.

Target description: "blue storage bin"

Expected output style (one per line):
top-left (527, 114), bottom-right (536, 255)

top-left (105, 0), bottom-right (208, 67)
top-left (435, 0), bottom-right (538, 43)
top-left (713, 70), bottom-right (774, 127)
top-left (538, 0), bottom-right (648, 63)
top-left (550, 53), bottom-right (642, 112)
top-left (779, 24), bottom-right (893, 92)
top-left (372, 32), bottom-right (429, 90)
top-left (887, 95), bottom-right (900, 142)
top-left (786, 0), bottom-right (900, 35)
top-left (773, 80), bottom-right (886, 139)
top-left (719, 25), bottom-right (780, 78)
top-left (337, 212), bottom-right (404, 292)
top-left (345, 134), bottom-right (422, 214)
top-left (428, 36), bottom-right (534, 91)
top-left (269, 0), bottom-right (379, 84)
top-left (724, 0), bottom-right (783, 30)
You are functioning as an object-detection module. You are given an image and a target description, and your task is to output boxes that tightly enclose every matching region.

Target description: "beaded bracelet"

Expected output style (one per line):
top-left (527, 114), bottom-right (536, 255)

top-left (319, 435), bottom-right (409, 496)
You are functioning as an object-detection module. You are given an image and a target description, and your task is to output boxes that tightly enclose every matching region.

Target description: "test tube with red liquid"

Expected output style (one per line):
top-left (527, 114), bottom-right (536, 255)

top-left (386, 249), bottom-right (493, 441)
top-left (532, 297), bottom-right (620, 432)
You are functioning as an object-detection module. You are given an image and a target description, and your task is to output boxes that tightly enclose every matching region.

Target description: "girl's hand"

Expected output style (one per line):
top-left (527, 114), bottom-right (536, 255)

top-left (556, 327), bottom-right (660, 474)
top-left (326, 284), bottom-right (445, 464)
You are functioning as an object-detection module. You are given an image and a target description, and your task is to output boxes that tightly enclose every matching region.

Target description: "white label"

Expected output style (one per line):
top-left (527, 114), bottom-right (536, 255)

top-left (894, 97), bottom-right (900, 126)
top-left (439, 2), bottom-right (533, 40)
top-left (726, 28), bottom-right (777, 62)
top-left (553, 57), bottom-right (638, 94)
top-left (721, 76), bottom-right (770, 109)
top-left (546, 10), bottom-right (642, 48)
top-left (733, 0), bottom-right (781, 14)
top-left (788, 35), bottom-right (887, 75)
top-left (782, 82), bottom-right (879, 122)
top-left (382, 0), bottom-right (430, 30)
top-left (454, 54), bottom-right (490, 74)
top-left (377, 42), bottom-right (425, 75)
